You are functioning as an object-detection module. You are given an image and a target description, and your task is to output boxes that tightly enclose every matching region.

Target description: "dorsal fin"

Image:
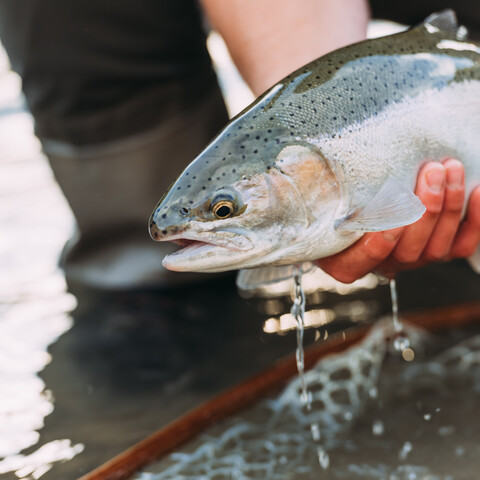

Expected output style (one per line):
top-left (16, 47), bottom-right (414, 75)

top-left (423, 10), bottom-right (468, 40)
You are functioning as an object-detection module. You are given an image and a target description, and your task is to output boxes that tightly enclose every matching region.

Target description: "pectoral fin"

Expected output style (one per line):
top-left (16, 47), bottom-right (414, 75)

top-left (236, 262), bottom-right (315, 291)
top-left (335, 178), bottom-right (426, 232)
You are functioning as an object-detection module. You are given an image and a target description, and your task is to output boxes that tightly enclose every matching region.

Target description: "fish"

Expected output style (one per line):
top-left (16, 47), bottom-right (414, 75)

top-left (149, 10), bottom-right (480, 282)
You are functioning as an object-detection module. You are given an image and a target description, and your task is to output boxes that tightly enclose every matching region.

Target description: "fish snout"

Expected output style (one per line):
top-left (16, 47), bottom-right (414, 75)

top-left (149, 219), bottom-right (183, 241)
top-left (149, 221), bottom-right (162, 241)
top-left (148, 211), bottom-right (175, 241)
top-left (149, 202), bottom-right (184, 241)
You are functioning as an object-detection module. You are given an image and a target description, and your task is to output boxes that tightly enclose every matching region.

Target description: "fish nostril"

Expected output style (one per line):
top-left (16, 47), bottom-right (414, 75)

top-left (179, 207), bottom-right (190, 216)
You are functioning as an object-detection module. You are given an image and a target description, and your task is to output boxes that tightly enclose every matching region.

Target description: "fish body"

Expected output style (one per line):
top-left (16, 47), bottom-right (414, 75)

top-left (149, 11), bottom-right (480, 274)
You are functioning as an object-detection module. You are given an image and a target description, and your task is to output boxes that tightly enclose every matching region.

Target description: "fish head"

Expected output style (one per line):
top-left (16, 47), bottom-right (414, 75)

top-left (149, 114), bottom-right (343, 273)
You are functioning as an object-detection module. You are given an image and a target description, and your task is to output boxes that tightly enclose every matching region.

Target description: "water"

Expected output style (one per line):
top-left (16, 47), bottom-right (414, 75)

top-left (399, 441), bottom-right (413, 461)
top-left (372, 419), bottom-right (384, 436)
top-left (292, 266), bottom-right (332, 471)
top-left (390, 278), bottom-right (411, 354)
top-left (137, 323), bottom-right (480, 480)
top-left (291, 265), bottom-right (309, 408)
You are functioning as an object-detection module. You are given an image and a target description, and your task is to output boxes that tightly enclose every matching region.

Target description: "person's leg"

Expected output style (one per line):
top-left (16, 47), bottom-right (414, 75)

top-left (43, 87), bottom-right (228, 290)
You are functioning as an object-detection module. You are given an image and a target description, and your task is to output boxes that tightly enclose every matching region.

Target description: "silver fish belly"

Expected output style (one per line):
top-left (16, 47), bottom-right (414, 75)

top-left (149, 10), bottom-right (480, 274)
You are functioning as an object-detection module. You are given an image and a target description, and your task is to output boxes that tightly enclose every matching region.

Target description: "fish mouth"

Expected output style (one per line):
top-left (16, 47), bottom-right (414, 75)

top-left (156, 230), bottom-right (255, 272)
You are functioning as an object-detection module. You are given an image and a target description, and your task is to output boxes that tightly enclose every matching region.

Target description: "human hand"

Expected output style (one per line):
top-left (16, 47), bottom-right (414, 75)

top-left (316, 159), bottom-right (480, 283)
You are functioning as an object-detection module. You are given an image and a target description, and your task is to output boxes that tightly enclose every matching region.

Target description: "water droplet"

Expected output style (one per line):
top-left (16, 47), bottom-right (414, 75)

top-left (300, 389), bottom-right (311, 408)
top-left (393, 334), bottom-right (411, 352)
top-left (455, 445), bottom-right (466, 457)
top-left (317, 447), bottom-right (330, 470)
top-left (344, 411), bottom-right (353, 421)
top-left (372, 419), bottom-right (384, 436)
top-left (311, 423), bottom-right (321, 442)
top-left (402, 347), bottom-right (415, 362)
top-left (292, 266), bottom-right (310, 410)
top-left (423, 413), bottom-right (432, 421)
top-left (439, 425), bottom-right (455, 436)
top-left (399, 441), bottom-right (413, 460)
top-left (369, 387), bottom-right (378, 399)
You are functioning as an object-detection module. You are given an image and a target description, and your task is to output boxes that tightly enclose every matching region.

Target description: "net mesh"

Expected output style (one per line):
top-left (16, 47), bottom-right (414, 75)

top-left (137, 322), bottom-right (480, 480)
top-left (138, 323), bottom-right (391, 480)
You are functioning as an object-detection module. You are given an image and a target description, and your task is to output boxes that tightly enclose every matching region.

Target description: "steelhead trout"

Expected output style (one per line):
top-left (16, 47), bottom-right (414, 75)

top-left (149, 11), bottom-right (480, 277)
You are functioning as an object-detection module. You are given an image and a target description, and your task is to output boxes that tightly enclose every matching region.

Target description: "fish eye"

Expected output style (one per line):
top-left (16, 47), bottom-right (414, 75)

top-left (212, 200), bottom-right (235, 219)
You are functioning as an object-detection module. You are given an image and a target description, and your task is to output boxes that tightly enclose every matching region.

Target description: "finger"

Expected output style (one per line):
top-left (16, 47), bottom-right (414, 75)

top-left (450, 186), bottom-right (480, 258)
top-left (393, 162), bottom-right (446, 263)
top-left (423, 159), bottom-right (465, 261)
top-left (316, 227), bottom-right (403, 283)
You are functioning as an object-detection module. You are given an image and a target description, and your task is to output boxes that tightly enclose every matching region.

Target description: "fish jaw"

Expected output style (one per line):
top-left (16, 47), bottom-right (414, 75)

top-left (150, 225), bottom-right (259, 272)
top-left (163, 243), bottom-right (257, 273)
top-left (161, 234), bottom-right (266, 273)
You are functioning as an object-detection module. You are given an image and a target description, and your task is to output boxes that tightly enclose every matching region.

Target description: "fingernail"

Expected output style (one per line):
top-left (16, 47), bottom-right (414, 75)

top-left (426, 167), bottom-right (445, 193)
top-left (446, 166), bottom-right (463, 189)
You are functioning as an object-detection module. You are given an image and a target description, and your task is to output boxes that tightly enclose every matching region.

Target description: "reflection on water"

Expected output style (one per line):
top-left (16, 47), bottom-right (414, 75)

top-left (0, 293), bottom-right (76, 457)
top-left (0, 441), bottom-right (84, 480)
top-left (0, 53), bottom-right (84, 477)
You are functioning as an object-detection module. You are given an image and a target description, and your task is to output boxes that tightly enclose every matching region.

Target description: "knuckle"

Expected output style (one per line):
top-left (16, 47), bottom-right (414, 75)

top-left (451, 235), bottom-right (480, 258)
top-left (364, 243), bottom-right (390, 263)
top-left (424, 203), bottom-right (443, 215)
top-left (363, 233), bottom-right (399, 262)
top-left (424, 246), bottom-right (448, 262)
top-left (443, 193), bottom-right (465, 212)
top-left (393, 249), bottom-right (421, 264)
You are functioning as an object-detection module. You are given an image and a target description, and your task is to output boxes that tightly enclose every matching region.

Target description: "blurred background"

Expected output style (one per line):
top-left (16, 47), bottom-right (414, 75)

top-left (1, 22), bottom-right (480, 480)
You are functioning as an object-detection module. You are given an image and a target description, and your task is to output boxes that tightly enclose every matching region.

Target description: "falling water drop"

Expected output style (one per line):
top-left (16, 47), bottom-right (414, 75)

top-left (292, 266), bottom-right (331, 471)
top-left (372, 419), bottom-right (384, 436)
top-left (311, 423), bottom-right (321, 442)
top-left (399, 441), bottom-right (413, 460)
top-left (292, 265), bottom-right (309, 409)
top-left (390, 278), bottom-right (401, 332)
top-left (317, 447), bottom-right (330, 470)
top-left (390, 279), bottom-right (412, 354)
